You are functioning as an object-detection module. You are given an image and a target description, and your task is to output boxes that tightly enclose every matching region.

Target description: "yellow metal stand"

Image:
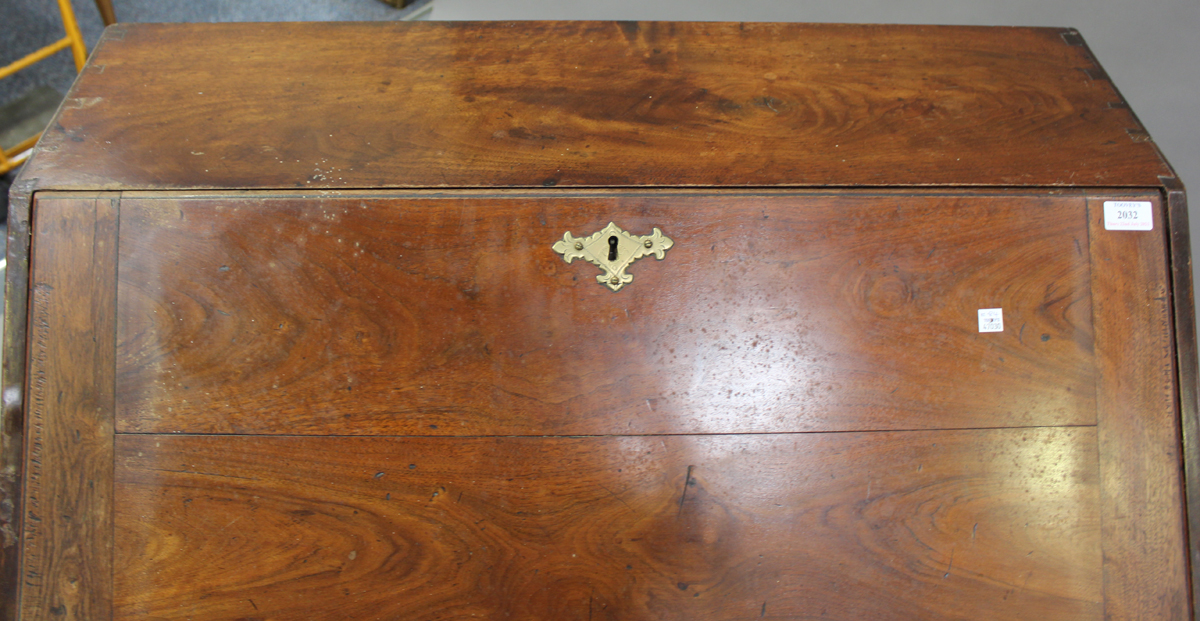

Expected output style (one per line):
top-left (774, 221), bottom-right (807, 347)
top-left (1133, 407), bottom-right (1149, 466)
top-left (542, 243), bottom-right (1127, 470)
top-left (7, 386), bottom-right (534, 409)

top-left (1, 0), bottom-right (88, 174)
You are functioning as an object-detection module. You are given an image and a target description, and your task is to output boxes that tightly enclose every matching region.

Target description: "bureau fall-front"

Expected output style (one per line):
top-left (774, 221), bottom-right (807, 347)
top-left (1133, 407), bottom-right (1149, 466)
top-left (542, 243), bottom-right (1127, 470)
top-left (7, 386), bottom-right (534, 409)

top-left (3, 21), bottom-right (1196, 621)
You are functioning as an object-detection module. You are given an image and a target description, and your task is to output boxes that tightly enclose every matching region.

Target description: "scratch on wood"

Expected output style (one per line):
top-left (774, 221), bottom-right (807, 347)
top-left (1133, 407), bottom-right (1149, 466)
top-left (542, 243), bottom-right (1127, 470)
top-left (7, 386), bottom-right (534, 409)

top-left (157, 468), bottom-right (258, 482)
top-left (677, 465), bottom-right (695, 516)
top-left (61, 97), bottom-right (104, 110)
top-left (598, 483), bottom-right (634, 514)
top-left (761, 602), bottom-right (767, 617)
top-left (944, 548), bottom-right (954, 578)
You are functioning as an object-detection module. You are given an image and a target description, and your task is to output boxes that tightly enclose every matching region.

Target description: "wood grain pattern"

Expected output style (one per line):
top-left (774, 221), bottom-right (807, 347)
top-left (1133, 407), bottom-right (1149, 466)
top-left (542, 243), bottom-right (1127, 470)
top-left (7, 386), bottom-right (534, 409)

top-left (5, 22), bottom-right (1183, 568)
top-left (114, 429), bottom-right (1101, 621)
top-left (20, 197), bottom-right (117, 621)
top-left (17, 22), bottom-right (1170, 196)
top-left (116, 191), bottom-right (1095, 435)
top-left (2, 21), bottom-right (1193, 620)
top-left (1088, 193), bottom-right (1190, 620)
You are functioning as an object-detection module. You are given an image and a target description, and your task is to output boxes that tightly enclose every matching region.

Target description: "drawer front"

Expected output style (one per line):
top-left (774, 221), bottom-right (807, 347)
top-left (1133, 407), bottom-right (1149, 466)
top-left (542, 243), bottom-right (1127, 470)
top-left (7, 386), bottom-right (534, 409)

top-left (116, 191), bottom-right (1094, 435)
top-left (17, 190), bottom-right (1189, 621)
top-left (115, 429), bottom-right (1100, 620)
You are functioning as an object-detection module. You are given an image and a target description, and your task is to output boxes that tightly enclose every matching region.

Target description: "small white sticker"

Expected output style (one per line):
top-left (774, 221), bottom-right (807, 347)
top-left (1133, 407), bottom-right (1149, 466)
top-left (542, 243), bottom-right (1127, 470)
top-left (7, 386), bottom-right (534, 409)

top-left (1104, 201), bottom-right (1153, 231)
top-left (979, 308), bottom-right (1003, 333)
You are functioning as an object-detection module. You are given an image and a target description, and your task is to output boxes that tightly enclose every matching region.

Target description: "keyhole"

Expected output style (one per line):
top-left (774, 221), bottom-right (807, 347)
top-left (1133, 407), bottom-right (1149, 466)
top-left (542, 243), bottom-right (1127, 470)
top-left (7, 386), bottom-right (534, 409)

top-left (608, 236), bottom-right (619, 261)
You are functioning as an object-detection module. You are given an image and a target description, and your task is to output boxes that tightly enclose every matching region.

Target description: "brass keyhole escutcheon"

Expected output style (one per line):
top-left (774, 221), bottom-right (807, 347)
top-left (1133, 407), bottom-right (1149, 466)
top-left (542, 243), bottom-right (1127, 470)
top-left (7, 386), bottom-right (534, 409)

top-left (552, 222), bottom-right (674, 292)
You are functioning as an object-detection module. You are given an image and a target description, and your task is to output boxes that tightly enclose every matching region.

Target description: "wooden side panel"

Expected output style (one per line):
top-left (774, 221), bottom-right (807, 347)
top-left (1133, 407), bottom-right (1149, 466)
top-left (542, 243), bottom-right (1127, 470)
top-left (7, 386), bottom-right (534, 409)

top-left (1089, 194), bottom-right (1191, 619)
top-left (114, 429), bottom-right (1101, 621)
top-left (1, 180), bottom-right (36, 621)
top-left (1162, 178), bottom-right (1200, 614)
top-left (19, 22), bottom-right (1170, 195)
top-left (20, 197), bottom-right (117, 620)
top-left (115, 191), bottom-right (1095, 435)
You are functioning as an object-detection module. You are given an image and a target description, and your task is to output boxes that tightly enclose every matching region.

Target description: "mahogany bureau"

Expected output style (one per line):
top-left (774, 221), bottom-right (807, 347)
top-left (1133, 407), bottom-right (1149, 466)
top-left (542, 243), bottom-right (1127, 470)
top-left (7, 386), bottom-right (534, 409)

top-left (1, 21), bottom-right (1196, 621)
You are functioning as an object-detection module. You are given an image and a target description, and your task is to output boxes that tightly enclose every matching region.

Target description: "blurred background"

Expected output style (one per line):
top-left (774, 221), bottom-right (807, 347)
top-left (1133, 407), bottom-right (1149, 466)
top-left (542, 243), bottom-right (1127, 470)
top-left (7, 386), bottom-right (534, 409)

top-left (2, 0), bottom-right (1198, 325)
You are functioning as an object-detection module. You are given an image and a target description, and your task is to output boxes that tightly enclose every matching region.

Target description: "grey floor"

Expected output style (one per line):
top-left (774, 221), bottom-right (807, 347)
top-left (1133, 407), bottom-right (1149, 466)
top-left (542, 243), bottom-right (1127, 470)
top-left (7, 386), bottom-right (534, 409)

top-left (2, 0), bottom-right (1199, 326)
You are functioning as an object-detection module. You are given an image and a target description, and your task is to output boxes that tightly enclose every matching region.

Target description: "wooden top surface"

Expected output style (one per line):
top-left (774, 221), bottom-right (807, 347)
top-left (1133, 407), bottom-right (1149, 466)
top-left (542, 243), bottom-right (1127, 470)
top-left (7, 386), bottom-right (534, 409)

top-left (15, 21), bottom-right (1174, 192)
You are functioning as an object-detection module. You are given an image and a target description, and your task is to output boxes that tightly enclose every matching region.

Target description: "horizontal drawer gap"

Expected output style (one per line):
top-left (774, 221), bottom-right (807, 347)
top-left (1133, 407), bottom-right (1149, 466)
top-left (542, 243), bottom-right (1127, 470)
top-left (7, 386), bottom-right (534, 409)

top-left (110, 187), bottom-right (1154, 200)
top-left (115, 423), bottom-right (1097, 439)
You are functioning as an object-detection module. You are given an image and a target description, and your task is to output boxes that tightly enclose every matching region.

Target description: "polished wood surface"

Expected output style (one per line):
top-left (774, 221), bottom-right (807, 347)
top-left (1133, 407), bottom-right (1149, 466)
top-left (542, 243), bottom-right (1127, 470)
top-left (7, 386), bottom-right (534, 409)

top-left (1, 20), bottom-right (1194, 621)
top-left (16, 22), bottom-right (1171, 196)
top-left (20, 197), bottom-right (117, 621)
top-left (114, 429), bottom-right (1101, 620)
top-left (1088, 195), bottom-right (1190, 619)
top-left (116, 191), bottom-right (1095, 435)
